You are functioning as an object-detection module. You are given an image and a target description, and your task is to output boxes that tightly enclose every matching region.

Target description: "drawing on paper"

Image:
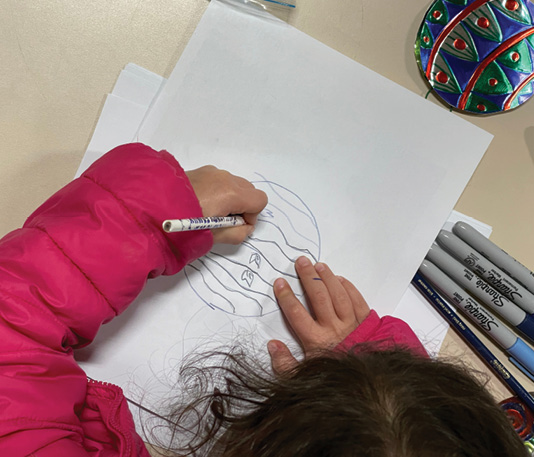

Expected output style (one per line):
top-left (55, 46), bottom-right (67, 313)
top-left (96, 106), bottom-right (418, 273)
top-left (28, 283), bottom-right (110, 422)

top-left (184, 174), bottom-right (321, 317)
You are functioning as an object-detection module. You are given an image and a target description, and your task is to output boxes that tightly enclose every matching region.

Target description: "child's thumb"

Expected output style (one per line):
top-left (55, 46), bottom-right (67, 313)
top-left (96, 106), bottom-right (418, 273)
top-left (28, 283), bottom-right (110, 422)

top-left (267, 340), bottom-right (298, 375)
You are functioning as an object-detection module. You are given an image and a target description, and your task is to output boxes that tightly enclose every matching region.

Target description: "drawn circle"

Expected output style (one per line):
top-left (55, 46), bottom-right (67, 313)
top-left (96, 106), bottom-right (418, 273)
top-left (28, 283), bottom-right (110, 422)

top-left (185, 177), bottom-right (321, 317)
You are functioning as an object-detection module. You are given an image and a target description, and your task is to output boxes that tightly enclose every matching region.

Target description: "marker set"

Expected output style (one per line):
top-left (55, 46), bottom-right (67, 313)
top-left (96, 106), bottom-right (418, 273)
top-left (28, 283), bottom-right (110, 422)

top-left (421, 222), bottom-right (534, 381)
top-left (416, 221), bottom-right (534, 444)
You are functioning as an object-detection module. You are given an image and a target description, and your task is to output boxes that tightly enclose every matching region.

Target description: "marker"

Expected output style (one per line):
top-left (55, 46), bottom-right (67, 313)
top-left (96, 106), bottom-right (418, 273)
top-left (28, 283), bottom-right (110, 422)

top-left (426, 243), bottom-right (534, 343)
top-left (453, 221), bottom-right (534, 295)
top-left (436, 230), bottom-right (534, 314)
top-left (412, 271), bottom-right (534, 414)
top-left (420, 260), bottom-right (534, 380)
top-left (162, 216), bottom-right (246, 233)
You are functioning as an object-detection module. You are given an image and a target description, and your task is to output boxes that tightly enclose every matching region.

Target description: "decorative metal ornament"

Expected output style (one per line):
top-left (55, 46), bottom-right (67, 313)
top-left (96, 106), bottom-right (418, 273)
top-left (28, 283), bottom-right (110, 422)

top-left (500, 396), bottom-right (534, 441)
top-left (415, 0), bottom-right (534, 114)
top-left (500, 395), bottom-right (534, 453)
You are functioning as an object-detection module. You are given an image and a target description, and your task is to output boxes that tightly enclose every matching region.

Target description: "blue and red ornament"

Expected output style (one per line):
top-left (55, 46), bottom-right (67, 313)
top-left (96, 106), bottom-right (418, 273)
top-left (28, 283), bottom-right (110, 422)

top-left (415, 0), bottom-right (534, 114)
top-left (499, 395), bottom-right (534, 453)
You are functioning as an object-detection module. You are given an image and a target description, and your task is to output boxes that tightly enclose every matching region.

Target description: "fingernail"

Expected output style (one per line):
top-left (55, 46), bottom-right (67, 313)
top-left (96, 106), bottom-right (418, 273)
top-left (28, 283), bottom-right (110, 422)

top-left (274, 278), bottom-right (286, 291)
top-left (315, 262), bottom-right (326, 272)
top-left (267, 340), bottom-right (280, 354)
top-left (297, 256), bottom-right (311, 267)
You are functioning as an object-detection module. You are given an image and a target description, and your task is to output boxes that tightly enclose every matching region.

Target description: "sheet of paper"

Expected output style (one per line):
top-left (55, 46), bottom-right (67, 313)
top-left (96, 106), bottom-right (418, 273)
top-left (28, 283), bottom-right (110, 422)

top-left (75, 94), bottom-right (148, 177)
top-left (76, 65), bottom-right (492, 363)
top-left (137, 0), bottom-right (492, 314)
top-left (111, 63), bottom-right (164, 107)
top-left (75, 0), bottom-right (494, 437)
top-left (75, 65), bottom-right (165, 178)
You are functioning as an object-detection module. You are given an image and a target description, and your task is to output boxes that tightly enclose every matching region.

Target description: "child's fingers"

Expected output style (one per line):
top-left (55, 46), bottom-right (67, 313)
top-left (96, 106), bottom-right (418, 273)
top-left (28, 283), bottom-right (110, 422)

top-left (294, 257), bottom-right (337, 323)
top-left (314, 262), bottom-right (354, 322)
top-left (267, 339), bottom-right (298, 375)
top-left (211, 224), bottom-right (255, 245)
top-left (338, 277), bottom-right (371, 324)
top-left (274, 278), bottom-right (316, 344)
top-left (185, 166), bottom-right (268, 246)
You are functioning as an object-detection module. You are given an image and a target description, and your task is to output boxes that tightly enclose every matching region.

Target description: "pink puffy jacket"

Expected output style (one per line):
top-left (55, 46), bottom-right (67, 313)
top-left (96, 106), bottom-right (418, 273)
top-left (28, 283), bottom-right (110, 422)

top-left (0, 144), bottom-right (426, 456)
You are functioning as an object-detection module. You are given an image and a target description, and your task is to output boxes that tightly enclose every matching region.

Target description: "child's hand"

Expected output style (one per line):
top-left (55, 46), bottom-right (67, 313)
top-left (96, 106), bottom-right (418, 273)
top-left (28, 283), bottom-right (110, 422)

top-left (268, 256), bottom-right (370, 374)
top-left (186, 166), bottom-right (268, 244)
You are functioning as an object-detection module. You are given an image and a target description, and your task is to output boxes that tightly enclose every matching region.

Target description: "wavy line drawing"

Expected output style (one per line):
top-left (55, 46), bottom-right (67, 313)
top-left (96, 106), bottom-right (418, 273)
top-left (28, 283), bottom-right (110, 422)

top-left (184, 176), bottom-right (321, 317)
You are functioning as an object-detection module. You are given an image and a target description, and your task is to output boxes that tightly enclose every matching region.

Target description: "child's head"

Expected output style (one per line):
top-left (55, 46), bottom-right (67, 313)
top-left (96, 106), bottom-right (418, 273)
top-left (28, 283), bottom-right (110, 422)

top-left (150, 346), bottom-right (526, 457)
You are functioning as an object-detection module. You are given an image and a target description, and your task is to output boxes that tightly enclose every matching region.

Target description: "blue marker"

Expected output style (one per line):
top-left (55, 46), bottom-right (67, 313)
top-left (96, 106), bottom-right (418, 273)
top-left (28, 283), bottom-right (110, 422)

top-left (426, 243), bottom-right (534, 344)
top-left (420, 260), bottom-right (534, 380)
top-left (412, 271), bottom-right (534, 414)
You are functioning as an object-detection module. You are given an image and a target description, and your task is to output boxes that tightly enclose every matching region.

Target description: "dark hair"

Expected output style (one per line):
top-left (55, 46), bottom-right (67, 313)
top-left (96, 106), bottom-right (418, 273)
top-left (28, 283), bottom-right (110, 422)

top-left (147, 345), bottom-right (526, 457)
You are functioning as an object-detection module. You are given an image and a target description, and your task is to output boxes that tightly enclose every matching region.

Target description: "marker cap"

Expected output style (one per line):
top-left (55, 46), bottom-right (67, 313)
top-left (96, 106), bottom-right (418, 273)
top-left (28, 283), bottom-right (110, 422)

top-left (508, 339), bottom-right (534, 381)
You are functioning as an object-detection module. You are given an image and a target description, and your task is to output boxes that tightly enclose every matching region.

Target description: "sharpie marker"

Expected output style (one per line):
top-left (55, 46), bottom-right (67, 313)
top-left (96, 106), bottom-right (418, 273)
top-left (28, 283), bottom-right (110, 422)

top-left (426, 243), bottom-right (534, 343)
top-left (420, 260), bottom-right (534, 380)
top-left (453, 221), bottom-right (534, 295)
top-left (436, 230), bottom-right (534, 314)
top-left (412, 272), bottom-right (534, 413)
top-left (162, 216), bottom-right (246, 233)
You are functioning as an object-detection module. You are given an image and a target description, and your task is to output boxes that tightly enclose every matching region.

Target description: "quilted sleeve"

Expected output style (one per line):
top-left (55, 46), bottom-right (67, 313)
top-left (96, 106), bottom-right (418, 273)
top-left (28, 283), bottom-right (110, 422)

top-left (336, 310), bottom-right (429, 358)
top-left (0, 143), bottom-right (213, 455)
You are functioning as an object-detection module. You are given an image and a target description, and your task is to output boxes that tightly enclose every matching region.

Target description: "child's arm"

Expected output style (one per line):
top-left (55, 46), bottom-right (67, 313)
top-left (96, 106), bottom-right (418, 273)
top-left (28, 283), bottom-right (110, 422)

top-left (0, 143), bottom-right (267, 455)
top-left (268, 256), bottom-right (427, 373)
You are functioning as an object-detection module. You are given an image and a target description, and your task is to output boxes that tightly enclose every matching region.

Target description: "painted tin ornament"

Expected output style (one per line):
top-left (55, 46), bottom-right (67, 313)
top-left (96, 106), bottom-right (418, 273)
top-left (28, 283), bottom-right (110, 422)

top-left (500, 396), bottom-right (534, 440)
top-left (415, 0), bottom-right (534, 114)
top-left (500, 395), bottom-right (534, 454)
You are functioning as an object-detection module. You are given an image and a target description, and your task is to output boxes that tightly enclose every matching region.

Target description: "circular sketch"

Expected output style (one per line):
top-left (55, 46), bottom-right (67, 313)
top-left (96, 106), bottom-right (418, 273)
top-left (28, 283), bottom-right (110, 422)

top-left (185, 176), bottom-right (321, 317)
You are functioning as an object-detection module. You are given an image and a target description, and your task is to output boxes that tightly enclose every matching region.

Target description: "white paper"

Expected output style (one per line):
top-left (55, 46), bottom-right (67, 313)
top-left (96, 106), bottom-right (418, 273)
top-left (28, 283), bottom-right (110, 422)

top-left (75, 0), bottom-right (494, 438)
top-left (75, 65), bottom-right (165, 178)
top-left (76, 94), bottom-right (149, 178)
top-left (137, 0), bottom-right (493, 314)
top-left (76, 66), bottom-right (493, 362)
top-left (111, 63), bottom-right (164, 107)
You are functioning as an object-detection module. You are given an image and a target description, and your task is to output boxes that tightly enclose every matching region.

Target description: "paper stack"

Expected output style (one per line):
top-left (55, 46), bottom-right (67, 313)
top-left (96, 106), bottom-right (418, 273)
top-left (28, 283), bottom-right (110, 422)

top-left (75, 0), bottom-right (493, 439)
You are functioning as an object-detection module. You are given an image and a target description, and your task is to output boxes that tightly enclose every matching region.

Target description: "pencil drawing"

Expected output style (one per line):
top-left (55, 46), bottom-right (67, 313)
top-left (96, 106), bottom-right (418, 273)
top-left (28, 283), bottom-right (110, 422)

top-left (185, 174), bottom-right (321, 317)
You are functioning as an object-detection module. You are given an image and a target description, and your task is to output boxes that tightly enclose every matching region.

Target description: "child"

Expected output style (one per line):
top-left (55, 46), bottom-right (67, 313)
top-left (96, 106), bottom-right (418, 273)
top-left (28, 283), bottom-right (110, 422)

top-left (0, 144), bottom-right (525, 456)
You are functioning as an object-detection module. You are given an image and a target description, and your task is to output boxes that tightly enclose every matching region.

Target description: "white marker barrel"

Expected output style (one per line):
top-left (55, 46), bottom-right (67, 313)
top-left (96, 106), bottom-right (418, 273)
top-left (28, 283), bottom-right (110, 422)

top-left (162, 216), bottom-right (246, 233)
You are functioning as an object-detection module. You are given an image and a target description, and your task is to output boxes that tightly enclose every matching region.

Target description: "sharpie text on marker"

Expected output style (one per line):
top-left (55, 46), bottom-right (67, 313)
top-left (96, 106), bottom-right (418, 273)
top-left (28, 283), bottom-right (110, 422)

top-left (436, 229), bottom-right (534, 314)
top-left (426, 244), bottom-right (525, 325)
top-left (162, 216), bottom-right (246, 233)
top-left (453, 221), bottom-right (534, 295)
top-left (425, 243), bottom-right (534, 344)
top-left (420, 260), bottom-right (534, 379)
top-left (412, 272), bottom-right (534, 412)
